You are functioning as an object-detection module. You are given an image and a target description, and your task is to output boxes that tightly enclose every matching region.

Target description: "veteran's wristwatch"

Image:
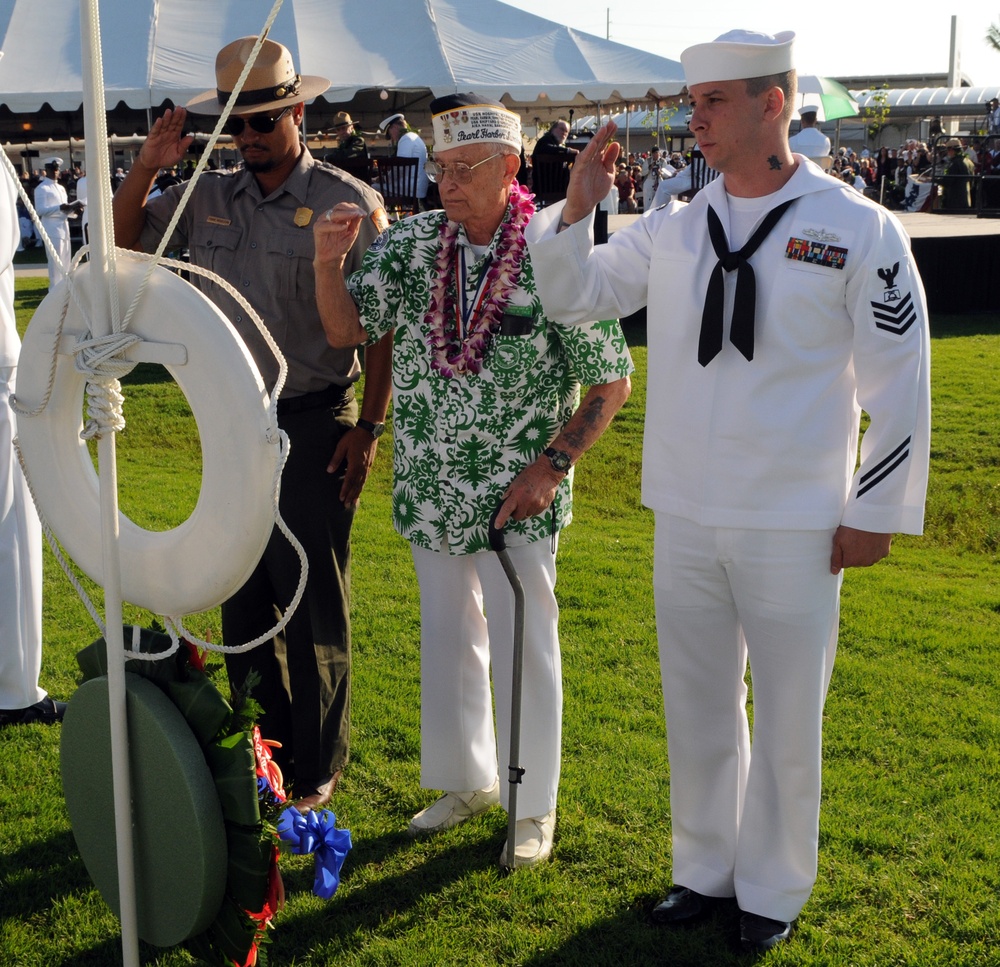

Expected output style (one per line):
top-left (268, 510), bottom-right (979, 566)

top-left (543, 446), bottom-right (572, 474)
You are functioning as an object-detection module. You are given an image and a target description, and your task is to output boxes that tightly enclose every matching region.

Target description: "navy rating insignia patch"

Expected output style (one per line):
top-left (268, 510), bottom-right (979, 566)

top-left (870, 261), bottom-right (917, 335)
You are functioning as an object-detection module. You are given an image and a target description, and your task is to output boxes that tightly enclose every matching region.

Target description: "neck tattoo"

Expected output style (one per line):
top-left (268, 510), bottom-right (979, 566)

top-left (767, 155), bottom-right (783, 171)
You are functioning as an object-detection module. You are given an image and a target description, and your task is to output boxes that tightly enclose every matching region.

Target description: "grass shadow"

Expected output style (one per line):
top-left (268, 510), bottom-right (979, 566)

top-left (0, 829), bottom-right (91, 918)
top-left (521, 902), bottom-right (762, 967)
top-left (525, 896), bottom-right (759, 967)
top-left (269, 831), bottom-right (508, 961)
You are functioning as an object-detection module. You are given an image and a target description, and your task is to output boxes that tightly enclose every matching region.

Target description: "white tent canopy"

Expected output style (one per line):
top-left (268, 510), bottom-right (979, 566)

top-left (852, 84), bottom-right (1000, 116)
top-left (0, 0), bottom-right (685, 113)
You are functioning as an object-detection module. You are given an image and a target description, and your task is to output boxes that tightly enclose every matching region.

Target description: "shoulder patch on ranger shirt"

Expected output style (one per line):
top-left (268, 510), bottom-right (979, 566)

top-left (869, 261), bottom-right (917, 336)
top-left (371, 207), bottom-right (390, 235)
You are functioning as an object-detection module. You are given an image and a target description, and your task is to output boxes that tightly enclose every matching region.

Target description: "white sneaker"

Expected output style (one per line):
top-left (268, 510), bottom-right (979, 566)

top-left (407, 778), bottom-right (500, 837)
top-left (499, 809), bottom-right (556, 869)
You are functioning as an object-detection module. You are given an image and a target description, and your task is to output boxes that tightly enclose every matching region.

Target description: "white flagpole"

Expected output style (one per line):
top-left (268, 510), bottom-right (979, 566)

top-left (79, 1), bottom-right (139, 964)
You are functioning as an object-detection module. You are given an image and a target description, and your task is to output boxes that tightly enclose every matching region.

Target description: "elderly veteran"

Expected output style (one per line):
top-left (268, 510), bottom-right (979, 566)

top-left (113, 36), bottom-right (393, 815)
top-left (526, 29), bottom-right (930, 949)
top-left (313, 92), bottom-right (633, 868)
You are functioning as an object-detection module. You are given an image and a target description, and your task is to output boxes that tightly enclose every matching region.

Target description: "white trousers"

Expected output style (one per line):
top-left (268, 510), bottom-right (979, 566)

top-left (411, 539), bottom-right (562, 819)
top-left (43, 226), bottom-right (70, 288)
top-left (0, 365), bottom-right (45, 709)
top-left (653, 512), bottom-right (841, 922)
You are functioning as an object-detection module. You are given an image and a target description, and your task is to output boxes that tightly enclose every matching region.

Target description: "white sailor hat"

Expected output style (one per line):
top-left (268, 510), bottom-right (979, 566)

top-left (379, 112), bottom-right (405, 133)
top-left (681, 29), bottom-right (795, 87)
top-left (799, 104), bottom-right (820, 117)
top-left (43, 156), bottom-right (63, 168)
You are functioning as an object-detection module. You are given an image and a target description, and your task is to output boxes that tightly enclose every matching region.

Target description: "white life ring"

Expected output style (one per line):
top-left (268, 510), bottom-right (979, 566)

top-left (16, 258), bottom-right (280, 616)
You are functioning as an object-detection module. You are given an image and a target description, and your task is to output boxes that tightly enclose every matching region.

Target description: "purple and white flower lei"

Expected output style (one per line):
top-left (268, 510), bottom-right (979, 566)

top-left (426, 180), bottom-right (535, 377)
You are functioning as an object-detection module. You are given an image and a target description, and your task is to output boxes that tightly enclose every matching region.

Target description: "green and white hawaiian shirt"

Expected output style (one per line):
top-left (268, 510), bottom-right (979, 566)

top-left (348, 208), bottom-right (633, 556)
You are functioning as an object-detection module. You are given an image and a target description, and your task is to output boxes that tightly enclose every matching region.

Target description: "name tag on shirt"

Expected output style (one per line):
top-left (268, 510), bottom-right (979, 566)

top-left (499, 305), bottom-right (536, 336)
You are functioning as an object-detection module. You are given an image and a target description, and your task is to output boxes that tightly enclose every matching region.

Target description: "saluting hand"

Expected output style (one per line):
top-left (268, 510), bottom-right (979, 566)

top-left (563, 120), bottom-right (621, 224)
top-left (138, 107), bottom-right (193, 171)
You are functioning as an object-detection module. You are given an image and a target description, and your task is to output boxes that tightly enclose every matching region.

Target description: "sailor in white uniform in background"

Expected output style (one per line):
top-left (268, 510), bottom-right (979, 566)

top-left (1, 164), bottom-right (66, 727)
top-left (788, 104), bottom-right (832, 168)
top-left (33, 158), bottom-right (81, 288)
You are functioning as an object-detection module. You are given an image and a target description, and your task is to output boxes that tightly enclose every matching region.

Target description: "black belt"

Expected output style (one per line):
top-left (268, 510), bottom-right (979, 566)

top-left (276, 383), bottom-right (354, 417)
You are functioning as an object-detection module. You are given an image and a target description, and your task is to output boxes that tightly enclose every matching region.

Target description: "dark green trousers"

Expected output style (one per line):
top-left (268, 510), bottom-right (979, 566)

top-left (223, 393), bottom-right (357, 789)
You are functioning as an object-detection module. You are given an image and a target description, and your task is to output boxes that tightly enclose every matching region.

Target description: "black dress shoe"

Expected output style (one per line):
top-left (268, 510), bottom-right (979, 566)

top-left (740, 912), bottom-right (793, 951)
top-left (651, 886), bottom-right (734, 925)
top-left (0, 696), bottom-right (66, 727)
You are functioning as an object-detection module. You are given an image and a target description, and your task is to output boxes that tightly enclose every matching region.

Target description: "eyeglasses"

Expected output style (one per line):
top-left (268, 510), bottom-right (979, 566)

top-left (222, 107), bottom-right (292, 137)
top-left (424, 154), bottom-right (504, 185)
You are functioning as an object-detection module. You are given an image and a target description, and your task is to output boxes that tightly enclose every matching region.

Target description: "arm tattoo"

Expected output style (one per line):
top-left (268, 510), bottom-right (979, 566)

top-left (562, 394), bottom-right (607, 450)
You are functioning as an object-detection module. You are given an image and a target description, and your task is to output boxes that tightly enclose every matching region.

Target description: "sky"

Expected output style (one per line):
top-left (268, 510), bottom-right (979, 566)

top-left (500, 1), bottom-right (1000, 88)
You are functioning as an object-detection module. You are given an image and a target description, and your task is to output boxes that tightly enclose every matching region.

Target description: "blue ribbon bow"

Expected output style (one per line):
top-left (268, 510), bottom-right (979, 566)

top-left (277, 806), bottom-right (352, 899)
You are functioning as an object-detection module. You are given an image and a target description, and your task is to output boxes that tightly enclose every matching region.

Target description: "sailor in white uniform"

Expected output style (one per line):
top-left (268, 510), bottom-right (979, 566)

top-left (526, 28), bottom-right (930, 952)
top-left (788, 104), bottom-right (832, 167)
top-left (1, 164), bottom-right (66, 727)
top-left (33, 158), bottom-right (81, 287)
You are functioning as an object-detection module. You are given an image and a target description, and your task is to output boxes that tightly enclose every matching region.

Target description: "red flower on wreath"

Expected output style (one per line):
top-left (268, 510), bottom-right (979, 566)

top-left (252, 725), bottom-right (287, 802)
top-left (237, 847), bottom-right (285, 966)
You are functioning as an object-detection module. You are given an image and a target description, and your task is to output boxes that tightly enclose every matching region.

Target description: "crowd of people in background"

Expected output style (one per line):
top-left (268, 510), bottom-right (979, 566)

top-left (14, 157), bottom-right (205, 253)
top-left (590, 130), bottom-right (994, 215)
top-left (827, 136), bottom-right (995, 211)
top-left (12, 112), bottom-right (994, 263)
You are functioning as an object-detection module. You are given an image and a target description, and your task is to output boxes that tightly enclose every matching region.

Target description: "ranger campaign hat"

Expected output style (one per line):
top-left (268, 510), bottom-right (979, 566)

top-left (186, 37), bottom-right (329, 116)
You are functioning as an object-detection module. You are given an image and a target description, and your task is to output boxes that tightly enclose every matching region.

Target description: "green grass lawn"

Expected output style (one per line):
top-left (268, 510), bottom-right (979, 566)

top-left (1, 276), bottom-right (999, 966)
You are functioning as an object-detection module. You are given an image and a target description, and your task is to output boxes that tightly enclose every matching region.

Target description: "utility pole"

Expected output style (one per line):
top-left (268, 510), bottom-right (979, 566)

top-left (607, 7), bottom-right (610, 40)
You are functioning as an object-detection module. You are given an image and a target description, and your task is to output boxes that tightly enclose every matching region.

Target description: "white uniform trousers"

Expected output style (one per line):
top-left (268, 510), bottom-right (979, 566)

top-left (0, 365), bottom-right (45, 709)
top-left (653, 512), bottom-right (841, 923)
top-left (411, 538), bottom-right (562, 819)
top-left (41, 221), bottom-right (70, 288)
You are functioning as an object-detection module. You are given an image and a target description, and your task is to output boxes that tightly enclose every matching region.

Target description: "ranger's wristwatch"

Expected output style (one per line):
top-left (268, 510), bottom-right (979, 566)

top-left (543, 446), bottom-right (572, 474)
top-left (356, 418), bottom-right (385, 439)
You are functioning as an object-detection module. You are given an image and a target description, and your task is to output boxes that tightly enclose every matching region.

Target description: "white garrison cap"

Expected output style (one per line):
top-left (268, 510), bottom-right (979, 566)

top-left (681, 29), bottom-right (795, 87)
top-left (429, 93), bottom-right (521, 154)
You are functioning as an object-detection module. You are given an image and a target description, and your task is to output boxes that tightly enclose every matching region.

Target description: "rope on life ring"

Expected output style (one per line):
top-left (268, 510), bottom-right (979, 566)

top-left (15, 257), bottom-right (281, 618)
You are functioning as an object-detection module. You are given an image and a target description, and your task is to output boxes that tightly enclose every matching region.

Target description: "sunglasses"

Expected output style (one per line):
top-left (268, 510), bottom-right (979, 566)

top-left (424, 154), bottom-right (503, 185)
top-left (222, 107), bottom-right (292, 137)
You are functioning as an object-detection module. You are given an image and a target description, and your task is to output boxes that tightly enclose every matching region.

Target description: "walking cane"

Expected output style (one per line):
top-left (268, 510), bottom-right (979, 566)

top-left (488, 505), bottom-right (526, 871)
